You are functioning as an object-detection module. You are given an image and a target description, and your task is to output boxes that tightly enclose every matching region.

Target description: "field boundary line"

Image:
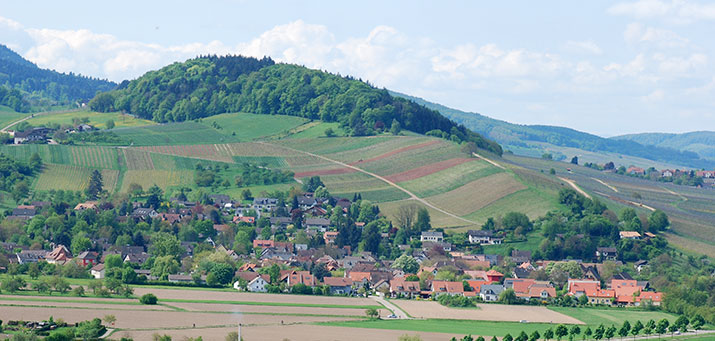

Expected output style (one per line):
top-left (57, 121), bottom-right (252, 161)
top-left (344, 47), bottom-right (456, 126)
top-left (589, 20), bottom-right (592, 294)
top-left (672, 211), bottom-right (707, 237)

top-left (472, 152), bottom-right (506, 170)
top-left (661, 186), bottom-right (687, 202)
top-left (592, 177), bottom-right (618, 193)
top-left (558, 177), bottom-right (592, 199)
top-left (259, 141), bottom-right (476, 225)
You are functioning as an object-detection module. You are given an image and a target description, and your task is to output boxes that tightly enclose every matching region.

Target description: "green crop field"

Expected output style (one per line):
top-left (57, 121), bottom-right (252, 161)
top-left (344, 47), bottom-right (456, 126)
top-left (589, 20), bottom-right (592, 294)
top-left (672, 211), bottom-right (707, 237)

top-left (119, 169), bottom-right (194, 192)
top-left (232, 156), bottom-right (288, 168)
top-left (460, 188), bottom-right (560, 227)
top-left (35, 164), bottom-right (92, 191)
top-left (425, 172), bottom-right (527, 217)
top-left (357, 143), bottom-right (462, 176)
top-left (199, 112), bottom-right (307, 141)
top-left (112, 122), bottom-right (241, 146)
top-left (398, 160), bottom-right (502, 197)
top-left (68, 146), bottom-right (119, 169)
top-left (548, 307), bottom-right (679, 326)
top-left (278, 136), bottom-right (393, 155)
top-left (19, 110), bottom-right (154, 129)
top-left (326, 136), bottom-right (435, 163)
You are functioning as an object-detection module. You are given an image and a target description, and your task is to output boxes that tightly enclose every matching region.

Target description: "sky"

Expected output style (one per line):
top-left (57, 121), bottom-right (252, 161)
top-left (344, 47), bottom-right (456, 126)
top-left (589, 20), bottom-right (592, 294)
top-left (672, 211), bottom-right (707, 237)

top-left (1, 0), bottom-right (714, 137)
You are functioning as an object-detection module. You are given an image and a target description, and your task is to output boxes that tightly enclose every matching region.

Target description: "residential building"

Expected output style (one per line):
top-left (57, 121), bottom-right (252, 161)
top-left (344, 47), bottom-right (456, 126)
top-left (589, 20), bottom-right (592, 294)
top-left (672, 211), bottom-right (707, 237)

top-left (234, 272), bottom-right (271, 292)
top-left (431, 281), bottom-right (464, 297)
top-left (619, 231), bottom-right (641, 240)
top-left (90, 264), bottom-right (105, 279)
top-left (420, 231), bottom-right (443, 242)
top-left (467, 230), bottom-right (502, 245)
top-left (390, 278), bottom-right (420, 298)
top-left (479, 284), bottom-right (505, 302)
top-left (323, 277), bottom-right (354, 295)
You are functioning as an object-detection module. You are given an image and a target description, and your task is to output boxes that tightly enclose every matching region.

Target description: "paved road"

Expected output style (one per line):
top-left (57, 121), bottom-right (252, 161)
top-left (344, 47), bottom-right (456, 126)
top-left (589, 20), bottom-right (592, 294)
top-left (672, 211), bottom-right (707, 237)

top-left (369, 295), bottom-right (411, 319)
top-left (261, 141), bottom-right (477, 225)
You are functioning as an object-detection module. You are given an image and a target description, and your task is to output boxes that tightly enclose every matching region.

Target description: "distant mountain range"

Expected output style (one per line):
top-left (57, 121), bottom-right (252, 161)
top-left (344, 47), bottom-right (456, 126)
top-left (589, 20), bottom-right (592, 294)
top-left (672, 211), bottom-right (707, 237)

top-left (391, 92), bottom-right (713, 169)
top-left (612, 131), bottom-right (715, 164)
top-left (0, 44), bottom-right (116, 105)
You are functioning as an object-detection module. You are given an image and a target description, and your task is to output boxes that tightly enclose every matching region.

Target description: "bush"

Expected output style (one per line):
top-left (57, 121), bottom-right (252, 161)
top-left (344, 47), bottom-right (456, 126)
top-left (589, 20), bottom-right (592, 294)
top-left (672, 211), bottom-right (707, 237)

top-left (140, 293), bottom-right (158, 305)
top-left (437, 294), bottom-right (475, 308)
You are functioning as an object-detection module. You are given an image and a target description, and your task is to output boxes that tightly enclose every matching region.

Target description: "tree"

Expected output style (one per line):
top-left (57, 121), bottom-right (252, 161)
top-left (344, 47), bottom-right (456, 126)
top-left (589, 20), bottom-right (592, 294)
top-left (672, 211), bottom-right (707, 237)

top-left (655, 319), bottom-right (669, 337)
top-left (691, 315), bottom-right (705, 333)
top-left (605, 325), bottom-right (616, 340)
top-left (324, 127), bottom-right (335, 137)
top-left (555, 324), bottom-right (568, 340)
top-left (29, 153), bottom-right (42, 172)
top-left (51, 276), bottom-right (70, 294)
top-left (106, 119), bottom-right (115, 129)
top-left (461, 141), bottom-right (478, 156)
top-left (140, 293), bottom-right (158, 305)
top-left (515, 331), bottom-right (528, 341)
top-left (32, 280), bottom-right (50, 294)
top-left (631, 320), bottom-right (643, 339)
top-left (583, 327), bottom-right (592, 340)
top-left (544, 328), bottom-right (554, 340)
top-left (569, 325), bottom-right (580, 340)
top-left (570, 156), bottom-right (578, 165)
top-left (593, 324), bottom-right (605, 340)
top-left (395, 204), bottom-right (417, 232)
top-left (667, 323), bottom-right (677, 336)
top-left (103, 315), bottom-right (116, 326)
top-left (150, 232), bottom-right (183, 260)
top-left (503, 334), bottom-right (513, 341)
top-left (365, 307), bottom-right (379, 319)
top-left (151, 255), bottom-right (180, 280)
top-left (27, 263), bottom-right (41, 279)
top-left (674, 315), bottom-right (689, 331)
top-left (647, 210), bottom-right (669, 231)
top-left (414, 208), bottom-right (431, 232)
top-left (71, 286), bottom-right (85, 297)
top-left (392, 254), bottom-right (419, 274)
top-left (529, 330), bottom-right (540, 341)
top-left (498, 288), bottom-right (518, 304)
top-left (88, 280), bottom-right (103, 295)
top-left (643, 319), bottom-right (655, 337)
top-left (129, 183), bottom-right (143, 196)
top-left (390, 119), bottom-right (401, 135)
top-left (12, 181), bottom-right (29, 202)
top-left (85, 169), bottom-right (104, 199)
top-left (618, 320), bottom-right (630, 339)
top-left (209, 263), bottom-right (235, 285)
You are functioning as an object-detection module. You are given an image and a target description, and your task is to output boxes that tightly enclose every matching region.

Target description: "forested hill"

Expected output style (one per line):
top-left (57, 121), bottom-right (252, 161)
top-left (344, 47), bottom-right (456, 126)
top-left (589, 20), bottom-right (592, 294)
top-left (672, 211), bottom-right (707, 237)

top-left (612, 131), bottom-right (715, 163)
top-left (391, 91), bottom-right (711, 169)
top-left (0, 44), bottom-right (116, 106)
top-left (90, 55), bottom-right (503, 155)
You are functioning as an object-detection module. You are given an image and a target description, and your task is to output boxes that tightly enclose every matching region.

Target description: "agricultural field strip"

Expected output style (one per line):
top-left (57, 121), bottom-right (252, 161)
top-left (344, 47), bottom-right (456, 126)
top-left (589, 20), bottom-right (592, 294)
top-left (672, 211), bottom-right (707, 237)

top-left (35, 164), bottom-right (91, 191)
top-left (460, 188), bottom-right (555, 225)
top-left (277, 136), bottom-right (394, 155)
top-left (325, 137), bottom-right (437, 163)
top-left (396, 160), bottom-right (501, 198)
top-left (558, 177), bottom-right (592, 199)
top-left (425, 172), bottom-right (528, 217)
top-left (259, 141), bottom-right (476, 224)
top-left (356, 143), bottom-right (463, 176)
top-left (160, 298), bottom-right (381, 310)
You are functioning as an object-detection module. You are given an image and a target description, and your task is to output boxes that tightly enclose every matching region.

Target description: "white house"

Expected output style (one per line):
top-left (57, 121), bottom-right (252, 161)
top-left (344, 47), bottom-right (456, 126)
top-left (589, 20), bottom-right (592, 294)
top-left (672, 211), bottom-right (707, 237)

top-left (420, 231), bottom-right (443, 242)
top-left (90, 263), bottom-right (105, 279)
top-left (467, 230), bottom-right (502, 245)
top-left (234, 272), bottom-right (271, 293)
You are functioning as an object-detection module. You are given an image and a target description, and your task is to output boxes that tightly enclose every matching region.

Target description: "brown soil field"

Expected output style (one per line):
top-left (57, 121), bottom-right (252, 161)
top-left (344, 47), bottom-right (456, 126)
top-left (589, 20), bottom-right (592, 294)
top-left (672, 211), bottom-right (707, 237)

top-left (0, 305), bottom-right (353, 330)
top-left (425, 172), bottom-right (527, 216)
top-left (116, 324), bottom-right (461, 341)
top-left (293, 166), bottom-right (357, 178)
top-left (350, 140), bottom-right (442, 165)
top-left (0, 294), bottom-right (134, 304)
top-left (0, 300), bottom-right (172, 311)
top-left (131, 287), bottom-right (376, 306)
top-left (167, 302), bottom-right (389, 317)
top-left (392, 300), bottom-right (583, 324)
top-left (385, 158), bottom-right (473, 182)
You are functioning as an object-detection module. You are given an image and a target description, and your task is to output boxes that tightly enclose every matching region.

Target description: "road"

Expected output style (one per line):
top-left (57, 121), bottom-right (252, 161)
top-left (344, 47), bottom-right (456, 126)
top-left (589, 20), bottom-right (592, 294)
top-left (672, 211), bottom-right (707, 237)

top-left (558, 176), bottom-right (592, 199)
top-left (1, 108), bottom-right (82, 133)
top-left (369, 295), bottom-right (411, 319)
top-left (261, 141), bottom-right (477, 225)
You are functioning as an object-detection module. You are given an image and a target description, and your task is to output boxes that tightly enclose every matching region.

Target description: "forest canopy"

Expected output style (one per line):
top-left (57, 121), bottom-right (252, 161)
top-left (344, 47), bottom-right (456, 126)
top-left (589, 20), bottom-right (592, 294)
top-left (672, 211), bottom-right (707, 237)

top-left (91, 55), bottom-right (502, 155)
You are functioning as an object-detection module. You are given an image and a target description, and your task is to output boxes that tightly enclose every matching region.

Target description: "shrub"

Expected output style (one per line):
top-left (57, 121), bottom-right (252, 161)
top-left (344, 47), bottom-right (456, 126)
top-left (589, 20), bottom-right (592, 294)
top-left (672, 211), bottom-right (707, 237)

top-left (140, 293), bottom-right (158, 305)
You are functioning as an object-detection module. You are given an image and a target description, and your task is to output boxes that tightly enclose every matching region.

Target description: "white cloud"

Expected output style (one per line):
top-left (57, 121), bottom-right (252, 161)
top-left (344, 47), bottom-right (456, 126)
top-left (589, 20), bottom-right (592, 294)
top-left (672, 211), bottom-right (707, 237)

top-left (653, 52), bottom-right (707, 74)
top-left (564, 40), bottom-right (603, 55)
top-left (0, 16), bottom-right (23, 30)
top-left (609, 0), bottom-right (715, 23)
top-left (641, 89), bottom-right (665, 102)
top-left (624, 23), bottom-right (689, 48)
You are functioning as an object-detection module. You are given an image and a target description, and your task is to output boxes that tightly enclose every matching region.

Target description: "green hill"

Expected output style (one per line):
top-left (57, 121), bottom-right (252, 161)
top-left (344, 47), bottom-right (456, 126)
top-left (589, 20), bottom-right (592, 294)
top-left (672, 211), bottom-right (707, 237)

top-left (90, 55), bottom-right (502, 156)
top-left (612, 131), bottom-right (715, 163)
top-left (390, 91), bottom-right (711, 169)
top-left (0, 44), bottom-right (116, 107)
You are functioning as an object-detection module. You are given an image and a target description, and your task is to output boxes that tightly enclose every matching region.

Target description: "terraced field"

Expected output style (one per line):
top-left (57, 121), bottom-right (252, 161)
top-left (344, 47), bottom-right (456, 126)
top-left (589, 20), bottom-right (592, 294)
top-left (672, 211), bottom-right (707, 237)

top-left (35, 164), bottom-right (92, 191)
top-left (424, 172), bottom-right (527, 216)
top-left (68, 146), bottom-right (118, 169)
top-left (113, 122), bottom-right (241, 146)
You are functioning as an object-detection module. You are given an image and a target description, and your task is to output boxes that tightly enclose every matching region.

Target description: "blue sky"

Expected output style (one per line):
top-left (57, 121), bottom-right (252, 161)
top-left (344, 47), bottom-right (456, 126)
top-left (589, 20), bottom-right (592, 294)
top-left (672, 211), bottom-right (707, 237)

top-left (1, 0), bottom-right (714, 136)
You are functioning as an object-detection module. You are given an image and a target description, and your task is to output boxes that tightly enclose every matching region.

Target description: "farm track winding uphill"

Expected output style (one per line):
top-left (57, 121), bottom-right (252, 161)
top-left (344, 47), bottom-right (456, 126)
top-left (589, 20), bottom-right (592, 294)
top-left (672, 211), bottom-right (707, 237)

top-left (260, 141), bottom-right (477, 225)
top-left (592, 177), bottom-right (618, 192)
top-left (558, 177), bottom-right (592, 199)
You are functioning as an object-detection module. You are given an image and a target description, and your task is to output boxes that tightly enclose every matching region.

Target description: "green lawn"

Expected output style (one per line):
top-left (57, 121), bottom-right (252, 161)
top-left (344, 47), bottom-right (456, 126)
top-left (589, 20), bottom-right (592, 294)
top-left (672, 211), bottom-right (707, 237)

top-left (285, 121), bottom-right (346, 139)
top-left (198, 112), bottom-right (307, 141)
top-left (0, 105), bottom-right (28, 128)
top-left (20, 110), bottom-right (154, 129)
top-left (549, 306), bottom-right (680, 326)
top-left (321, 319), bottom-right (559, 337)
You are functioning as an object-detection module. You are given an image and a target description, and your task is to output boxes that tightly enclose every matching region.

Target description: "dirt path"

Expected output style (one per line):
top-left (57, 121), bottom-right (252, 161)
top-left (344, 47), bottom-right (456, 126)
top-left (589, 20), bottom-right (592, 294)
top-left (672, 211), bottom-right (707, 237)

top-left (592, 177), bottom-right (618, 193)
top-left (594, 191), bottom-right (656, 212)
top-left (261, 141), bottom-right (476, 225)
top-left (472, 152), bottom-right (506, 169)
top-left (661, 186), bottom-right (688, 202)
top-left (369, 295), bottom-right (411, 319)
top-left (558, 177), bottom-right (592, 199)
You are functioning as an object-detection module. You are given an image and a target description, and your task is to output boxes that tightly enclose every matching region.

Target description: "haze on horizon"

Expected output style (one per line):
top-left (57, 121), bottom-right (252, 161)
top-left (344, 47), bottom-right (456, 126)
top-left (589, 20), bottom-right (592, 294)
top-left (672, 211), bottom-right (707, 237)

top-left (1, 0), bottom-right (714, 137)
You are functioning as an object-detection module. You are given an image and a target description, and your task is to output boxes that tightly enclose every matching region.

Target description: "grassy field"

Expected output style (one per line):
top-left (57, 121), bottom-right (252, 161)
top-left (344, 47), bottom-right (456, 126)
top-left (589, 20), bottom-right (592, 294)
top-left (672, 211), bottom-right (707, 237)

top-left (0, 105), bottom-right (28, 128)
top-left (19, 110), bottom-right (154, 129)
top-left (198, 112), bottom-right (307, 141)
top-left (112, 122), bottom-right (241, 146)
top-left (119, 169), bottom-right (194, 192)
top-left (549, 307), bottom-right (679, 326)
top-left (321, 319), bottom-right (558, 337)
top-left (285, 121), bottom-right (346, 139)
top-left (425, 172), bottom-right (527, 217)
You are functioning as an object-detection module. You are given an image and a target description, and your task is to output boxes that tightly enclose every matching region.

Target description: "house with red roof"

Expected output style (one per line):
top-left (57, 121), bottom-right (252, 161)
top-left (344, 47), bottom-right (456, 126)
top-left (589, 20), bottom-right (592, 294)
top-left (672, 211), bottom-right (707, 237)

top-left (431, 280), bottom-right (464, 297)
top-left (390, 277), bottom-right (421, 298)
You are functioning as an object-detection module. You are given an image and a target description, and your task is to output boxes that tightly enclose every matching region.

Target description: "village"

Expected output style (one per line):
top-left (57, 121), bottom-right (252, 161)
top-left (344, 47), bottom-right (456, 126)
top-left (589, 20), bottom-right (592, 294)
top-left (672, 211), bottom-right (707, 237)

top-left (2, 188), bottom-right (664, 310)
